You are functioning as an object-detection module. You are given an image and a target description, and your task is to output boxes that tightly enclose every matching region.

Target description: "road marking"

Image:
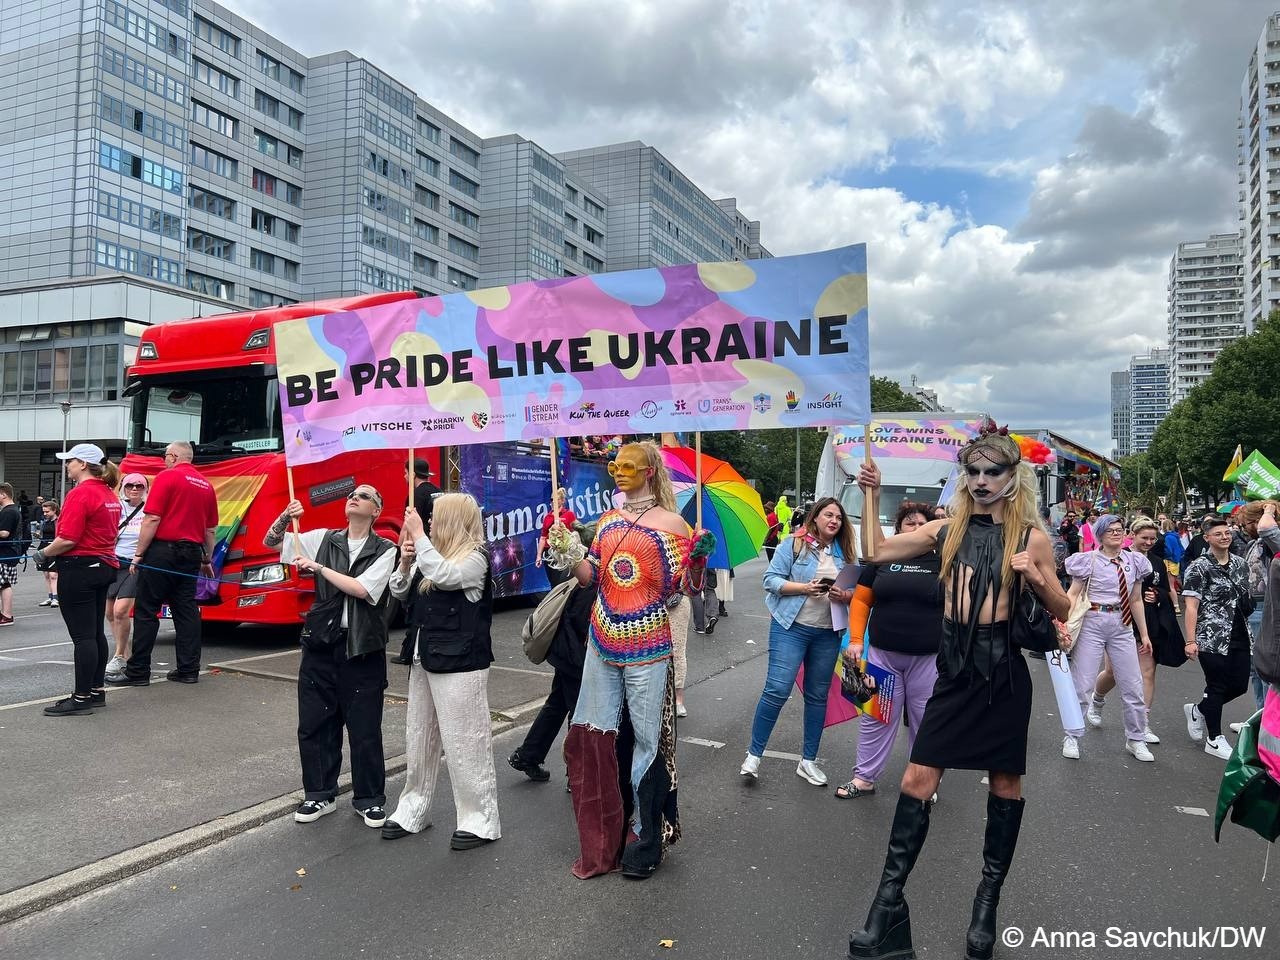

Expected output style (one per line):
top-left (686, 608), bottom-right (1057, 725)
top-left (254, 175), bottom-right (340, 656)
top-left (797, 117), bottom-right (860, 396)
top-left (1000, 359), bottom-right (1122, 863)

top-left (762, 749), bottom-right (805, 762)
top-left (491, 665), bottom-right (554, 678)
top-left (1175, 806), bottom-right (1210, 817)
top-left (0, 641), bottom-right (73, 654)
top-left (679, 736), bottom-right (726, 749)
top-left (209, 649), bottom-right (300, 667)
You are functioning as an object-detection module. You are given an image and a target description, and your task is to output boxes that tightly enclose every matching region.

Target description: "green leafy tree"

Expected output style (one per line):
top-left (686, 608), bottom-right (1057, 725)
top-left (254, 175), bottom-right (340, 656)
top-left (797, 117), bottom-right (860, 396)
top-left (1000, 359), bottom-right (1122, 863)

top-left (870, 376), bottom-right (926, 413)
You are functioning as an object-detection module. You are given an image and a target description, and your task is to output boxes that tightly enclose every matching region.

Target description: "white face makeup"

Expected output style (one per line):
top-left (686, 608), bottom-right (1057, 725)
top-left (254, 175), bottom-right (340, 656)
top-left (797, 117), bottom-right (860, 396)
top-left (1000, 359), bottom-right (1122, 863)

top-left (963, 454), bottom-right (1015, 505)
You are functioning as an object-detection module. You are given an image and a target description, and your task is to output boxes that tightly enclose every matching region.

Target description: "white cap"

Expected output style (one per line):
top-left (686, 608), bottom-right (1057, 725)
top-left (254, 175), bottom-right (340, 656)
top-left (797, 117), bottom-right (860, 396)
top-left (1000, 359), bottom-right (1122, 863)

top-left (56, 443), bottom-right (106, 465)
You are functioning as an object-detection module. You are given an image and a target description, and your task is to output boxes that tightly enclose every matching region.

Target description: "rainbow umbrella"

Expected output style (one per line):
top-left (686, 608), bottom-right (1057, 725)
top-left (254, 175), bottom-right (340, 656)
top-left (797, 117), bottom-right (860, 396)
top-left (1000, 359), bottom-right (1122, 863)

top-left (660, 446), bottom-right (768, 568)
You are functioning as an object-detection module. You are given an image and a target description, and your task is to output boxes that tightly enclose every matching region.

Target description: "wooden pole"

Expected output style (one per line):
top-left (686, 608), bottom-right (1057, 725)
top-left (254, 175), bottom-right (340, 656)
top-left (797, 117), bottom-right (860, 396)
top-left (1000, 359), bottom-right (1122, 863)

top-left (862, 423), bottom-right (874, 562)
top-left (695, 431), bottom-right (703, 530)
top-left (284, 465), bottom-right (302, 559)
top-left (407, 447), bottom-right (415, 510)
top-left (549, 438), bottom-right (560, 517)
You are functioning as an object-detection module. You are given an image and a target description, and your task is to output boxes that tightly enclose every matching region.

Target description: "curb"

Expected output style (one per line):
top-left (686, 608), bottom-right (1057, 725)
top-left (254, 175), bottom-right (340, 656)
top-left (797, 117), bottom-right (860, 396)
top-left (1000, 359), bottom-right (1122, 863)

top-left (0, 701), bottom-right (543, 926)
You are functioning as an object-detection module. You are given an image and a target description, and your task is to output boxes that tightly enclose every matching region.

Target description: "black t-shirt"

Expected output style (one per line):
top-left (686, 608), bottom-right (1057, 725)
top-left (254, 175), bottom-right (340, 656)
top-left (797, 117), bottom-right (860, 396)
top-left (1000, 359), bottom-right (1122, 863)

top-left (859, 552), bottom-right (944, 656)
top-left (0, 503), bottom-right (22, 561)
top-left (413, 480), bottom-right (441, 527)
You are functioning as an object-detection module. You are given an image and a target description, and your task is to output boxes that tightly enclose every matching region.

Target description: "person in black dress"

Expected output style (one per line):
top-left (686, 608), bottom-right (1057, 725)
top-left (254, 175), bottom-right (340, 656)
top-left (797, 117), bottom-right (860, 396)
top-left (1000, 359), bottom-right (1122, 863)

top-left (846, 423), bottom-right (1070, 960)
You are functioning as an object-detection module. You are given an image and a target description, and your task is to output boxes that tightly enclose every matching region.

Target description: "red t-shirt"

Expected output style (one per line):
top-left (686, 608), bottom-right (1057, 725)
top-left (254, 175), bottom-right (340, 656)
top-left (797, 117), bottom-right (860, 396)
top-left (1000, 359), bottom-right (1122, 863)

top-left (57, 478), bottom-right (123, 564)
top-left (145, 463), bottom-right (219, 543)
top-left (540, 508), bottom-right (578, 538)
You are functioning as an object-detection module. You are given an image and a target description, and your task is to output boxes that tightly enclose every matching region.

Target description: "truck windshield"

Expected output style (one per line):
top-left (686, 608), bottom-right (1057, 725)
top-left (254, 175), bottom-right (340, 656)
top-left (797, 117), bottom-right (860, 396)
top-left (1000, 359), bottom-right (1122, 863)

top-left (841, 484), bottom-right (941, 528)
top-left (128, 369), bottom-right (283, 458)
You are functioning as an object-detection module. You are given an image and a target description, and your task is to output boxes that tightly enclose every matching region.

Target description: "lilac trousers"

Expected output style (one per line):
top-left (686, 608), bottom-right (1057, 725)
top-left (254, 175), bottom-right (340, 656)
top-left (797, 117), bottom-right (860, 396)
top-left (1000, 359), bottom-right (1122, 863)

top-left (1067, 610), bottom-right (1145, 740)
top-left (853, 647), bottom-right (938, 783)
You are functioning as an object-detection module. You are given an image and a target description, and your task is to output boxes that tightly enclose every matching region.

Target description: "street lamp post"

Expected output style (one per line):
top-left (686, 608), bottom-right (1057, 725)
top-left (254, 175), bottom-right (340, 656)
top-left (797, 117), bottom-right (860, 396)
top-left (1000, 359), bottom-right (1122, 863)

top-left (59, 400), bottom-right (72, 502)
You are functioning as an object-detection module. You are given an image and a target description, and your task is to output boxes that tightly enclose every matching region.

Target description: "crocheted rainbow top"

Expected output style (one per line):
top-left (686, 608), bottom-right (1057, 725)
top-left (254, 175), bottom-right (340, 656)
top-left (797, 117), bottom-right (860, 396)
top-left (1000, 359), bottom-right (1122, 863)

top-left (588, 509), bottom-right (689, 666)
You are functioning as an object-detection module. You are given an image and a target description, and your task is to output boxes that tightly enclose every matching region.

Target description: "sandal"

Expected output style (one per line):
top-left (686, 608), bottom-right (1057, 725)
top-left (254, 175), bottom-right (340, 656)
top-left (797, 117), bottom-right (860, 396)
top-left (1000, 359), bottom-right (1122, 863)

top-left (834, 780), bottom-right (875, 799)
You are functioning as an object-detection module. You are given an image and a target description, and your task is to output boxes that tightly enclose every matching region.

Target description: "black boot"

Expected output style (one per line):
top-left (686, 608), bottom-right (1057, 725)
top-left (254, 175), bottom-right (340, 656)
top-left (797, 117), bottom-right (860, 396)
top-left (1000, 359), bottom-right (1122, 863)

top-left (848, 793), bottom-right (932, 960)
top-left (964, 794), bottom-right (1025, 960)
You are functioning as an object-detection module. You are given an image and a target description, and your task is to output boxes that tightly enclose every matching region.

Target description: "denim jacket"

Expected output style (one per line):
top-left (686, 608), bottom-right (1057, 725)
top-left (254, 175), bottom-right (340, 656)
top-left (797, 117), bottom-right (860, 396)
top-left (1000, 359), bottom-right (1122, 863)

top-left (763, 534), bottom-right (850, 629)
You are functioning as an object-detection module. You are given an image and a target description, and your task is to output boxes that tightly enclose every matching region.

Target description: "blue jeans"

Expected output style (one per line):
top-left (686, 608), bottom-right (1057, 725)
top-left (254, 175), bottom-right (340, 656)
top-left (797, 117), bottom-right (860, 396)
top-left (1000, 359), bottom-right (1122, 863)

top-left (749, 618), bottom-right (843, 760)
top-left (572, 644), bottom-right (669, 836)
top-left (1249, 603), bottom-right (1266, 710)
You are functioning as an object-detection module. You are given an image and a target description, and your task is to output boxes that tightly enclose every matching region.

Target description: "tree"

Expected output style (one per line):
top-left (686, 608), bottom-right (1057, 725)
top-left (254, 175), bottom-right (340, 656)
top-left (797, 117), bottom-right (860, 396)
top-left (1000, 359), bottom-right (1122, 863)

top-left (870, 376), bottom-right (926, 413)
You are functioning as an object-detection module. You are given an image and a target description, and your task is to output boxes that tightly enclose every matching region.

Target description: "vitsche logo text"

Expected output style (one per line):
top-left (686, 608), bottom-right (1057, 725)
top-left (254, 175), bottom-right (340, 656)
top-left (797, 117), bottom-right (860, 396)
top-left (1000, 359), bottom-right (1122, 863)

top-left (805, 392), bottom-right (842, 410)
top-left (524, 402), bottom-right (558, 424)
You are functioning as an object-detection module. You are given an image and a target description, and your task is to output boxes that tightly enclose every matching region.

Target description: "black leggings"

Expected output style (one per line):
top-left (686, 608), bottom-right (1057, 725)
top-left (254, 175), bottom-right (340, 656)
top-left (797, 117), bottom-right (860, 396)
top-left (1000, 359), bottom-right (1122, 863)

top-left (1197, 642), bottom-right (1252, 739)
top-left (57, 557), bottom-right (117, 694)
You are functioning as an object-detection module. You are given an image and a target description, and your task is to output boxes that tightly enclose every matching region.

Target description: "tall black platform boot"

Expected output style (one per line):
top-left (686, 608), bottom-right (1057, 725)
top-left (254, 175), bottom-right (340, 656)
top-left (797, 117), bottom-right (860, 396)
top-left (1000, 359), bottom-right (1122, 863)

top-left (848, 793), bottom-right (932, 960)
top-left (964, 794), bottom-right (1025, 960)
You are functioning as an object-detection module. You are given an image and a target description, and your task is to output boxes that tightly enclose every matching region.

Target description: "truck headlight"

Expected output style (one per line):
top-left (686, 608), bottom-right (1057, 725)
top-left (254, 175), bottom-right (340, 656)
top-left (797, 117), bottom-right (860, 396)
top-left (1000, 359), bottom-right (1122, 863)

top-left (240, 562), bottom-right (286, 586)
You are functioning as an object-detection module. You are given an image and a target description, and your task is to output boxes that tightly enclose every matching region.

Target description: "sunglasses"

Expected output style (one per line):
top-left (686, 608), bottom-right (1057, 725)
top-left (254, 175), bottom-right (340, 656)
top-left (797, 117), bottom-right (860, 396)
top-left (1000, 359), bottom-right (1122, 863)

top-left (348, 490), bottom-right (378, 503)
top-left (123, 483), bottom-right (146, 489)
top-left (607, 460), bottom-right (646, 478)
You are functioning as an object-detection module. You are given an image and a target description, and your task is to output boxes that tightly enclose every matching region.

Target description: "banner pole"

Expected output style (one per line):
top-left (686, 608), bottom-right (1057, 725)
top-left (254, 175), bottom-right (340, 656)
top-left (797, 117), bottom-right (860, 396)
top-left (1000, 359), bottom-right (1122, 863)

top-left (695, 431), bottom-right (703, 530)
top-left (862, 423), bottom-right (874, 562)
top-left (407, 447), bottom-right (415, 511)
top-left (284, 465), bottom-right (302, 559)
top-left (549, 439), bottom-right (559, 513)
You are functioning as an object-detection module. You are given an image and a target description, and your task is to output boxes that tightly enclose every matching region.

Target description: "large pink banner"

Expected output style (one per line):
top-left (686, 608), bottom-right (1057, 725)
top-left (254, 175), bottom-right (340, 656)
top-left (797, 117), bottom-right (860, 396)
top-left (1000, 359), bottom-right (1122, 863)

top-left (275, 246), bottom-right (870, 465)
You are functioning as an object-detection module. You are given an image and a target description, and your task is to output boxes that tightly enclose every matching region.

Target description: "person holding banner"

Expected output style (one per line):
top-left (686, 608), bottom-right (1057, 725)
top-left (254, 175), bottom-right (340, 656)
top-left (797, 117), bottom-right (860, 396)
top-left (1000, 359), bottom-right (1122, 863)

top-left (743, 497), bottom-right (855, 786)
top-left (534, 487), bottom-right (578, 588)
top-left (846, 422), bottom-right (1069, 960)
top-left (266, 486), bottom-right (397, 828)
top-left (382, 494), bottom-right (502, 850)
top-left (564, 441), bottom-right (693, 880)
top-left (835, 495), bottom-right (942, 800)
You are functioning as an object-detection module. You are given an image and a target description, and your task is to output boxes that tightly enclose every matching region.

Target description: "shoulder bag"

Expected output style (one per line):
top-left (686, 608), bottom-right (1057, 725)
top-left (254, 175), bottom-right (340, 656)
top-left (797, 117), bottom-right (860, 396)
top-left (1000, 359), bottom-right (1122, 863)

top-left (1010, 530), bottom-right (1062, 654)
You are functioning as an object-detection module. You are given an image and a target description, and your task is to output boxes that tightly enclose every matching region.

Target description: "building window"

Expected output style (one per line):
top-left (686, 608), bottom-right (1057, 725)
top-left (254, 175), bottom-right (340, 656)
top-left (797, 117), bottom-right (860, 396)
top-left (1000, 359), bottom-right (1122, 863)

top-left (530, 246), bottom-right (561, 275)
top-left (448, 169), bottom-right (479, 199)
top-left (417, 152), bottom-right (440, 177)
top-left (189, 185), bottom-right (236, 220)
top-left (582, 252), bottom-right (604, 272)
top-left (192, 15), bottom-right (240, 57)
top-left (191, 100), bottom-right (238, 139)
top-left (99, 142), bottom-right (183, 195)
top-left (192, 58), bottom-right (239, 97)
top-left (365, 112), bottom-right (413, 152)
top-left (248, 288), bottom-right (297, 307)
top-left (252, 169), bottom-right (302, 206)
top-left (99, 94), bottom-right (183, 149)
top-left (417, 118), bottom-right (441, 144)
top-left (95, 238), bottom-right (181, 284)
top-left (531, 213), bottom-right (561, 244)
top-left (251, 208), bottom-right (301, 243)
top-left (362, 263), bottom-right (412, 291)
top-left (365, 72), bottom-right (415, 117)
top-left (186, 270), bottom-right (235, 301)
top-left (584, 225), bottom-right (604, 245)
top-left (250, 248), bottom-right (299, 280)
top-left (103, 0), bottom-right (187, 60)
top-left (414, 184), bottom-right (440, 211)
top-left (413, 253), bottom-right (437, 277)
top-left (530, 149), bottom-right (561, 183)
top-left (365, 149), bottom-right (412, 188)
top-left (447, 235), bottom-right (479, 261)
top-left (530, 182), bottom-right (563, 215)
top-left (97, 191), bottom-right (181, 239)
top-left (101, 45), bottom-right (185, 104)
top-left (583, 197), bottom-right (605, 218)
top-left (448, 202), bottom-right (479, 230)
top-left (361, 224), bottom-right (412, 261)
top-left (362, 187), bottom-right (412, 225)
top-left (413, 219), bottom-right (438, 243)
top-left (186, 228), bottom-right (235, 261)
top-left (255, 129), bottom-right (280, 158)
top-left (446, 267), bottom-right (477, 290)
top-left (448, 138), bottom-right (479, 167)
top-left (190, 142), bottom-right (238, 180)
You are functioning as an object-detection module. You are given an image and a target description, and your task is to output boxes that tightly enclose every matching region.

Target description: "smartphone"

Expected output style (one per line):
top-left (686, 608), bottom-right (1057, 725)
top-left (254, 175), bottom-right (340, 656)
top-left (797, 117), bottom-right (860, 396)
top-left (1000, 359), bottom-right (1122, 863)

top-left (817, 577), bottom-right (836, 591)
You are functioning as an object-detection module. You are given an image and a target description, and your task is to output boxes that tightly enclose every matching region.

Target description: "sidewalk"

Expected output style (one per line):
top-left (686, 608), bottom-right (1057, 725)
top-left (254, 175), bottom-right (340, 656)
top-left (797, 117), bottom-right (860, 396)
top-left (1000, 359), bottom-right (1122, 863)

top-left (1, 630), bottom-right (553, 920)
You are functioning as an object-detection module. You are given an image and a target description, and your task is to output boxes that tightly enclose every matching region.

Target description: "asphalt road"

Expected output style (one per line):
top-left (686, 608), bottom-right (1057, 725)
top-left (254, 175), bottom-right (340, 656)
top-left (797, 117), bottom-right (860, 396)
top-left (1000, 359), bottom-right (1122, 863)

top-left (2, 559), bottom-right (1274, 960)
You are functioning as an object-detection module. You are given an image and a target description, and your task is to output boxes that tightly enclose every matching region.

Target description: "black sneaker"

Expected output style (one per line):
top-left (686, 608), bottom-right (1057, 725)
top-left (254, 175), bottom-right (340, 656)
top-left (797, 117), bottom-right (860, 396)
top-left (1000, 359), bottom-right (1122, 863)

top-left (294, 799), bottom-right (336, 823)
top-left (359, 805), bottom-right (387, 827)
top-left (508, 750), bottom-right (551, 782)
top-left (105, 674), bottom-right (149, 686)
top-left (166, 670), bottom-right (199, 684)
top-left (0, 614), bottom-right (13, 626)
top-left (44, 696), bottom-right (94, 716)
top-left (381, 820), bottom-right (414, 840)
top-left (450, 830), bottom-right (495, 850)
top-left (705, 615), bottom-right (718, 635)
top-left (90, 690), bottom-right (106, 706)
top-left (390, 655), bottom-right (412, 665)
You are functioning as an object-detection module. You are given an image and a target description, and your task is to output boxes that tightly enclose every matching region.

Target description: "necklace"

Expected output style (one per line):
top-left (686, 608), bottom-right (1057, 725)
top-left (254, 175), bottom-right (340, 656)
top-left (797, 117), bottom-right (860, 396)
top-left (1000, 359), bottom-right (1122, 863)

top-left (621, 495), bottom-right (657, 515)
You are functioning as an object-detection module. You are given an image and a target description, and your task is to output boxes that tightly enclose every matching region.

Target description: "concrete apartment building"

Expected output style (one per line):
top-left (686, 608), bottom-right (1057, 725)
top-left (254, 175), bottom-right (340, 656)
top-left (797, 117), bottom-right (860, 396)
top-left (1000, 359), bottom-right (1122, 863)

top-left (1166, 233), bottom-right (1244, 404)
top-left (0, 0), bottom-right (767, 492)
top-left (1127, 347), bottom-right (1169, 455)
top-left (1110, 370), bottom-right (1132, 459)
top-left (1239, 12), bottom-right (1280, 332)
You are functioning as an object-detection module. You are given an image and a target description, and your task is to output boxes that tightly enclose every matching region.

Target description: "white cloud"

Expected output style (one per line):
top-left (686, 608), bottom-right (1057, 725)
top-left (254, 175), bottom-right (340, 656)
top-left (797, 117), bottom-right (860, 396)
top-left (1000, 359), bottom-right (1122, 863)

top-left (219, 0), bottom-right (1274, 456)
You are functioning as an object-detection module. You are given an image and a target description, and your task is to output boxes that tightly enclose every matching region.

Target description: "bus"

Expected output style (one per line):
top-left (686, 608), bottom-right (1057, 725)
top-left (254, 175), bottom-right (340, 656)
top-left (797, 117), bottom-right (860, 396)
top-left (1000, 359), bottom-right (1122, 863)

top-left (121, 292), bottom-right (438, 627)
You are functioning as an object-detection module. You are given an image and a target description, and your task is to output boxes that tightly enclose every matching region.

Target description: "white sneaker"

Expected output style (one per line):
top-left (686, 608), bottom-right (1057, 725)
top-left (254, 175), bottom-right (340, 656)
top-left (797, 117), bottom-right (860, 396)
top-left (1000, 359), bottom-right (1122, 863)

top-left (1125, 740), bottom-right (1155, 762)
top-left (739, 753), bottom-right (761, 779)
top-left (105, 655), bottom-right (127, 678)
top-left (1184, 703), bottom-right (1205, 741)
top-left (1204, 736), bottom-right (1233, 760)
top-left (1229, 721), bottom-right (1247, 734)
top-left (675, 703), bottom-right (688, 718)
top-left (796, 759), bottom-right (827, 786)
top-left (294, 799), bottom-right (336, 823)
top-left (1061, 735), bottom-right (1080, 760)
top-left (37, 598), bottom-right (53, 607)
top-left (1086, 701), bottom-right (1103, 728)
top-left (1142, 725), bottom-right (1160, 745)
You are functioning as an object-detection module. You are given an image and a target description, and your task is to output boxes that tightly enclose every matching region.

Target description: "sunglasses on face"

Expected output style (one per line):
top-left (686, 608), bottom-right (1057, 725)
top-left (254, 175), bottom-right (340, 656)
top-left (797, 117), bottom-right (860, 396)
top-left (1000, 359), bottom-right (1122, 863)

top-left (348, 491), bottom-right (378, 503)
top-left (607, 461), bottom-right (644, 478)
top-left (123, 483), bottom-right (146, 489)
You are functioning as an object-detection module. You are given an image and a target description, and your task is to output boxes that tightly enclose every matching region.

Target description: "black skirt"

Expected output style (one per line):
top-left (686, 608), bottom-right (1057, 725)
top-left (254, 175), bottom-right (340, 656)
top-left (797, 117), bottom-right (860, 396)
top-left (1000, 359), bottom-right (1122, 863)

top-left (910, 629), bottom-right (1032, 775)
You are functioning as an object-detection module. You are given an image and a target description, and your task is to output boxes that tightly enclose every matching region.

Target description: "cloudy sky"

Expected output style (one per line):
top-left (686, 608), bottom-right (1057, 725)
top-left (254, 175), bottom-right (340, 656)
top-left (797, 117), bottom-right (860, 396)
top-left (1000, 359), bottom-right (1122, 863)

top-left (225, 0), bottom-right (1270, 454)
